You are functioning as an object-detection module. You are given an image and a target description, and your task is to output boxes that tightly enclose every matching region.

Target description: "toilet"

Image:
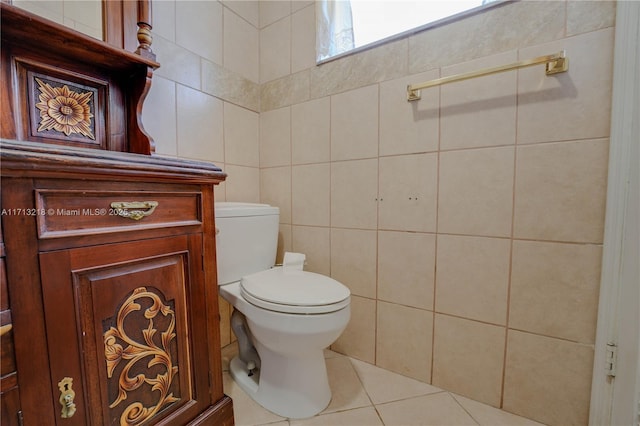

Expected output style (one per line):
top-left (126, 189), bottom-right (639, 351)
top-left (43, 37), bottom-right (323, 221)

top-left (214, 202), bottom-right (351, 419)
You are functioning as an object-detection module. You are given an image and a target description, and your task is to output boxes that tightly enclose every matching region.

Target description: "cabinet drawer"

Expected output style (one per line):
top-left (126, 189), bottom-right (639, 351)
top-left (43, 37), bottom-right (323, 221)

top-left (35, 190), bottom-right (202, 238)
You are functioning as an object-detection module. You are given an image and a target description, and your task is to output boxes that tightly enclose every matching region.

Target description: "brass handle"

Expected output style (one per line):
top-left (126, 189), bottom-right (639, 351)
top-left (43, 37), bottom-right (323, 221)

top-left (58, 377), bottom-right (77, 418)
top-left (110, 201), bottom-right (158, 221)
top-left (0, 324), bottom-right (12, 337)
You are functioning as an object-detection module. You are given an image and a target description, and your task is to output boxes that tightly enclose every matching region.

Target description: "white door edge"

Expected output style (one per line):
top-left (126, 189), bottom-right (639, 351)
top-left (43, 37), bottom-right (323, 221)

top-left (589, 2), bottom-right (640, 425)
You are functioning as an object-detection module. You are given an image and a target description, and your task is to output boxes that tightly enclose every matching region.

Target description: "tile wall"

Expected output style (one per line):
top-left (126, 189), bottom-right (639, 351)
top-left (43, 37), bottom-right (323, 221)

top-left (142, 0), bottom-right (264, 205)
top-left (255, 2), bottom-right (615, 426)
top-left (61, 1), bottom-right (615, 425)
top-left (13, 0), bottom-right (102, 39)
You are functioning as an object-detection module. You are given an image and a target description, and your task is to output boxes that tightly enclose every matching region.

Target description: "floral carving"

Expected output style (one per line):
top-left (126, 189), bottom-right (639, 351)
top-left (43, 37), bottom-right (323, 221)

top-left (104, 287), bottom-right (179, 425)
top-left (34, 77), bottom-right (95, 139)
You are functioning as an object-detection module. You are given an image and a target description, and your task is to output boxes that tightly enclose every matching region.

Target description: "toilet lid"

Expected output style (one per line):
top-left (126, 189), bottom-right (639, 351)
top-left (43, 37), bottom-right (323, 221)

top-left (240, 267), bottom-right (351, 314)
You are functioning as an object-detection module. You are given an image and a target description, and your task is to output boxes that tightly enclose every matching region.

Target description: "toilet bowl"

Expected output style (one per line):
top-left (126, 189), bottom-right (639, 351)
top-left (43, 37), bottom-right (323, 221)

top-left (214, 203), bottom-right (351, 419)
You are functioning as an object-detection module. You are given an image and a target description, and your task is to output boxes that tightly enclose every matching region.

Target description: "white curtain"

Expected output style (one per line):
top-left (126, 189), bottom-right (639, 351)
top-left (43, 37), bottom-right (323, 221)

top-left (316, 0), bottom-right (355, 62)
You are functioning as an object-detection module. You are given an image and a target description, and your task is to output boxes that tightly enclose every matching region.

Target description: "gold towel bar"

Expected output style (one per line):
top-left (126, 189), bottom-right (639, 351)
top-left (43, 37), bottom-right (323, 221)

top-left (407, 50), bottom-right (568, 101)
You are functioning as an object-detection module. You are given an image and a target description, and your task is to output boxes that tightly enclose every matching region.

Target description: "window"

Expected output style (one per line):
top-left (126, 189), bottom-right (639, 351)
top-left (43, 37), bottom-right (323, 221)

top-left (317, 0), bottom-right (506, 63)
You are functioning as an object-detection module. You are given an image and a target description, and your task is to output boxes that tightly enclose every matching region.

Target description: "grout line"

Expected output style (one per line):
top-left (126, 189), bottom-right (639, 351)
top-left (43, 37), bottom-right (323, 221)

top-left (430, 64), bottom-right (443, 386)
top-left (450, 392), bottom-right (482, 426)
top-left (373, 84), bottom-right (380, 366)
top-left (501, 62), bottom-right (520, 408)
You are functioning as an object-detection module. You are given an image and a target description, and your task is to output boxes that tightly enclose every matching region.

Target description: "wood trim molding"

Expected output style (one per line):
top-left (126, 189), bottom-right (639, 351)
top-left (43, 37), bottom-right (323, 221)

top-left (589, 2), bottom-right (640, 425)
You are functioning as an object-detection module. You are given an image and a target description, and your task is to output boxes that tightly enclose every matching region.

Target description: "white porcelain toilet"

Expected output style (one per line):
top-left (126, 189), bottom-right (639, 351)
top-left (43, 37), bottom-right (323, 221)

top-left (214, 202), bottom-right (351, 419)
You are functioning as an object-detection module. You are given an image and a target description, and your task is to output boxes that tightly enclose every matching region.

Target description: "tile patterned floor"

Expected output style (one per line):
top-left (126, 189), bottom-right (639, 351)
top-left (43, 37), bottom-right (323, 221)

top-left (221, 345), bottom-right (546, 426)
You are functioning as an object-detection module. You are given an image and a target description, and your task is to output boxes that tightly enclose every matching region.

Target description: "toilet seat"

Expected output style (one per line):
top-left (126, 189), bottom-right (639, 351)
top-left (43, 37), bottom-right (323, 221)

top-left (240, 267), bottom-right (350, 314)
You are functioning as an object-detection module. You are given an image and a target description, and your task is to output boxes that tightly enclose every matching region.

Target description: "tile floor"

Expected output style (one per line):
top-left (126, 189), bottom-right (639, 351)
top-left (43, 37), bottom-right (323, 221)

top-left (221, 344), bottom-right (546, 426)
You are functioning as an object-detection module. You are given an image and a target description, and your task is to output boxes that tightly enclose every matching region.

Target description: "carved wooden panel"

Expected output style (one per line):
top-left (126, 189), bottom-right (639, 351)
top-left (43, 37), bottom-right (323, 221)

top-left (17, 59), bottom-right (107, 149)
top-left (38, 235), bottom-right (214, 425)
top-left (103, 286), bottom-right (182, 423)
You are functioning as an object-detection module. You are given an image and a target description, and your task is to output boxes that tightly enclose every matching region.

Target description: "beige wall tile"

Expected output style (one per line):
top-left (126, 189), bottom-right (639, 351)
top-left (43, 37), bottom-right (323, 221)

top-left (514, 139), bottom-right (609, 243)
top-left (224, 103), bottom-right (259, 167)
top-left (63, 0), bottom-right (101, 36)
top-left (332, 296), bottom-right (376, 363)
top-left (143, 76), bottom-right (177, 157)
top-left (331, 85), bottom-right (379, 161)
top-left (292, 97), bottom-right (330, 165)
top-left (438, 147), bottom-right (515, 237)
top-left (223, 7), bottom-right (259, 83)
top-left (260, 70), bottom-right (311, 111)
top-left (330, 229), bottom-right (377, 299)
top-left (433, 315), bottom-right (505, 407)
top-left (379, 70), bottom-right (439, 156)
top-left (222, 0), bottom-right (259, 28)
top-left (260, 107), bottom-right (291, 167)
top-left (276, 224), bottom-right (292, 264)
top-left (291, 4), bottom-right (316, 73)
top-left (14, 1), bottom-right (64, 25)
top-left (201, 59), bottom-right (261, 113)
top-left (441, 51), bottom-right (517, 151)
top-left (176, 85), bottom-right (223, 162)
top-left (378, 154), bottom-right (438, 232)
top-left (376, 301), bottom-right (433, 382)
top-left (311, 39), bottom-right (408, 99)
top-left (260, 17), bottom-right (291, 83)
top-left (259, 0), bottom-right (291, 28)
top-left (331, 159), bottom-right (378, 229)
top-left (153, 36), bottom-right (202, 90)
top-left (260, 166), bottom-right (291, 223)
top-left (435, 235), bottom-right (510, 325)
top-left (292, 1), bottom-right (313, 13)
top-left (292, 226), bottom-right (330, 275)
top-left (292, 163), bottom-right (330, 226)
top-left (566, 0), bottom-right (616, 37)
top-left (517, 28), bottom-right (614, 145)
top-left (408, 1), bottom-right (565, 73)
top-left (510, 240), bottom-right (602, 343)
top-left (503, 330), bottom-right (594, 426)
top-left (223, 165), bottom-right (260, 203)
top-left (152, 0), bottom-right (175, 42)
top-left (176, 1), bottom-right (222, 65)
top-left (378, 231), bottom-right (435, 310)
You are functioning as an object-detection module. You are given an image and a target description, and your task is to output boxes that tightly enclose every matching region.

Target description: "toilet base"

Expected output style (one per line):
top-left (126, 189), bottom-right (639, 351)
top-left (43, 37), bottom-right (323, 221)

top-left (229, 348), bottom-right (331, 419)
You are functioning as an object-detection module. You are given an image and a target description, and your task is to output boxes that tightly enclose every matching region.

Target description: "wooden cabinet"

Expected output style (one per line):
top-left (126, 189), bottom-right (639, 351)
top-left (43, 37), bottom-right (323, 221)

top-left (1, 3), bottom-right (232, 424)
top-left (0, 141), bottom-right (233, 425)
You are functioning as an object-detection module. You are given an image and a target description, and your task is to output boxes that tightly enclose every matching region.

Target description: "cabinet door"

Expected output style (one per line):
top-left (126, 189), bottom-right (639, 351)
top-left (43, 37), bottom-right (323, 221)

top-left (39, 235), bottom-right (212, 425)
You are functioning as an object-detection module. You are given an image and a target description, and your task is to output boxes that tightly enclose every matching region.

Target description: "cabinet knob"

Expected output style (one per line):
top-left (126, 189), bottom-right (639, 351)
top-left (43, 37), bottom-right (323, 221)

top-left (110, 201), bottom-right (158, 220)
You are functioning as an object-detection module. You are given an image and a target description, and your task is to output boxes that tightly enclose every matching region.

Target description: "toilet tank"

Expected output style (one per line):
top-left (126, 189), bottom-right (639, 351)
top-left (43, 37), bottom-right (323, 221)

top-left (214, 202), bottom-right (279, 285)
